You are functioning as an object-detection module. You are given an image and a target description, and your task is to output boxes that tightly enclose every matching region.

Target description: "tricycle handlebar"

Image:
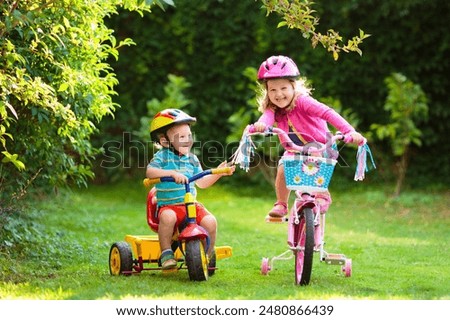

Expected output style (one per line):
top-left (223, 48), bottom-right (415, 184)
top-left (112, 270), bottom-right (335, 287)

top-left (143, 167), bottom-right (233, 188)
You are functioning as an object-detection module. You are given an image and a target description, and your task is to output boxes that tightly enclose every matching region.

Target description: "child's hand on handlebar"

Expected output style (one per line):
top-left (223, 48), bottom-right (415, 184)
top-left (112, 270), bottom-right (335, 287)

top-left (218, 161), bottom-right (235, 176)
top-left (252, 122), bottom-right (267, 133)
top-left (345, 132), bottom-right (366, 146)
top-left (170, 171), bottom-right (189, 184)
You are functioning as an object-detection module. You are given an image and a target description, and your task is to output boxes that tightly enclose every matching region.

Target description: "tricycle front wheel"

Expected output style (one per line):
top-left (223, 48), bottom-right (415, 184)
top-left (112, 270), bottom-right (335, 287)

top-left (185, 239), bottom-right (208, 281)
top-left (109, 241), bottom-right (133, 276)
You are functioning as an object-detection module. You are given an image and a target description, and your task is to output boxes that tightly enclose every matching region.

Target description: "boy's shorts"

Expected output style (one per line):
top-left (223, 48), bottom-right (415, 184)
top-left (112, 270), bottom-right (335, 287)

top-left (157, 202), bottom-right (211, 228)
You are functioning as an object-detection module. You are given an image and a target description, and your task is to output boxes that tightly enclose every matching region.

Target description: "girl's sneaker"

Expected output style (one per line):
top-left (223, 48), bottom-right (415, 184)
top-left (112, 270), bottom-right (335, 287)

top-left (268, 201), bottom-right (288, 217)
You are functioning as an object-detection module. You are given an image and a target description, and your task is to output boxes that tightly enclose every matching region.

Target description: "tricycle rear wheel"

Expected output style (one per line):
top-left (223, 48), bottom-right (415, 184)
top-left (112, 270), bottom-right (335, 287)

top-left (185, 239), bottom-right (208, 281)
top-left (109, 241), bottom-right (133, 276)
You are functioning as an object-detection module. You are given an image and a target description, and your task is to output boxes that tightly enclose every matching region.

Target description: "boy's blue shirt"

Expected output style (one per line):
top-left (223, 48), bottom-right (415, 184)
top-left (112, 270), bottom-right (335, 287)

top-left (147, 148), bottom-right (203, 206)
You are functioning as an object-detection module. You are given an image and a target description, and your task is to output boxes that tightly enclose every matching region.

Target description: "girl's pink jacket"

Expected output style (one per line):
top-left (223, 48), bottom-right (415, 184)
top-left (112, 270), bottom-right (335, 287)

top-left (257, 95), bottom-right (356, 144)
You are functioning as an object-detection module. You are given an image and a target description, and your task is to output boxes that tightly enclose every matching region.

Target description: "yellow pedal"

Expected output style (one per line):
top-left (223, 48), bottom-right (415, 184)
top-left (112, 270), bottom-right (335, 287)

top-left (162, 268), bottom-right (179, 274)
top-left (215, 246), bottom-right (232, 260)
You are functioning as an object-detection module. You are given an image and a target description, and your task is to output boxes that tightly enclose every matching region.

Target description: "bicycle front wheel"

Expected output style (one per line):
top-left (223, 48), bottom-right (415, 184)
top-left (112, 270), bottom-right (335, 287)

top-left (294, 207), bottom-right (315, 285)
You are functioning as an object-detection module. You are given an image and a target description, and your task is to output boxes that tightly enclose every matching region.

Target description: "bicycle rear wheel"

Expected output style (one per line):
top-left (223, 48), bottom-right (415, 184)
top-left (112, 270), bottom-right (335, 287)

top-left (294, 207), bottom-right (315, 285)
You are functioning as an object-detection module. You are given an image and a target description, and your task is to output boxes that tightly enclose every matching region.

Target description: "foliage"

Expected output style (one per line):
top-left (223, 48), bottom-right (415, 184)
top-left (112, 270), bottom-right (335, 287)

top-left (370, 73), bottom-right (428, 196)
top-left (1, 205), bottom-right (62, 264)
top-left (2, 0), bottom-right (448, 200)
top-left (136, 74), bottom-right (192, 142)
top-left (261, 0), bottom-right (371, 60)
top-left (100, 0), bottom-right (271, 174)
top-left (102, 0), bottom-right (449, 188)
top-left (103, 0), bottom-right (369, 173)
top-left (371, 73), bottom-right (428, 156)
top-left (0, 0), bottom-right (172, 200)
top-left (316, 0), bottom-right (449, 186)
top-left (226, 67), bottom-right (260, 144)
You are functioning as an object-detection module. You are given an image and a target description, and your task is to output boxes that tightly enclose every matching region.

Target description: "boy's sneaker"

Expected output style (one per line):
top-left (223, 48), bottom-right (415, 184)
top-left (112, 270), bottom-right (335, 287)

top-left (160, 250), bottom-right (177, 270)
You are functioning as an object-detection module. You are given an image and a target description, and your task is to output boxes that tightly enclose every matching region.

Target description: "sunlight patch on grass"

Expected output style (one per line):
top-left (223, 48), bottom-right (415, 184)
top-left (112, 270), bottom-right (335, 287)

top-left (102, 293), bottom-right (204, 300)
top-left (329, 228), bottom-right (432, 247)
top-left (0, 282), bottom-right (72, 299)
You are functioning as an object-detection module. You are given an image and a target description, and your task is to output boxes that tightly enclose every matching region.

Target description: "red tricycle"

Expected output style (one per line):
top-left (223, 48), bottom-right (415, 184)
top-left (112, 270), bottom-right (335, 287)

top-left (108, 168), bottom-right (233, 281)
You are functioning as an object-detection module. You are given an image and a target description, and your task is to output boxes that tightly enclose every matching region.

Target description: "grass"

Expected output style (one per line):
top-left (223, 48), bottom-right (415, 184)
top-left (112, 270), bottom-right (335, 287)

top-left (0, 180), bottom-right (449, 300)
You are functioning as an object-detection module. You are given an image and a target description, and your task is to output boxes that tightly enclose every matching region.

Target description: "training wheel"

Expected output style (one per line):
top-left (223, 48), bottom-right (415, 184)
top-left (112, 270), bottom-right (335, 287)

top-left (342, 258), bottom-right (352, 277)
top-left (261, 257), bottom-right (271, 275)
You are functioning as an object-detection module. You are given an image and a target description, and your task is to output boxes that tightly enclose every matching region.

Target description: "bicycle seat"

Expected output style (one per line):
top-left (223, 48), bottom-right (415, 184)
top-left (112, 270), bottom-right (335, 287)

top-left (147, 187), bottom-right (159, 233)
top-left (294, 190), bottom-right (332, 213)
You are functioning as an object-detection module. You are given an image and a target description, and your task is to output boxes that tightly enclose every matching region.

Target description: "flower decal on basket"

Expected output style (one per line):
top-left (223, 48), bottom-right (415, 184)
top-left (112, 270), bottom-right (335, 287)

top-left (294, 175), bottom-right (301, 184)
top-left (315, 176), bottom-right (325, 187)
top-left (302, 159), bottom-right (319, 176)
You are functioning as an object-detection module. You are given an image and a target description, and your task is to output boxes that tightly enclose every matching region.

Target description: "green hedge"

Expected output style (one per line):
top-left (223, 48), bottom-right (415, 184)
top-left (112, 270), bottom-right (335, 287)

top-left (99, 0), bottom-right (448, 187)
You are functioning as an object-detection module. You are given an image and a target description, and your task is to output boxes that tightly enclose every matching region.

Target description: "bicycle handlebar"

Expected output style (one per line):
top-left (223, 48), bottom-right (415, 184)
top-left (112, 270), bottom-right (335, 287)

top-left (236, 125), bottom-right (374, 181)
top-left (247, 125), bottom-right (345, 154)
top-left (143, 167), bottom-right (233, 188)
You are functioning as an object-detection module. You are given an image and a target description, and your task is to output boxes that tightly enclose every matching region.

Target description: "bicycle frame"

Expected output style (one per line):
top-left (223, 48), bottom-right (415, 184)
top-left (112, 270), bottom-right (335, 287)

top-left (288, 192), bottom-right (315, 248)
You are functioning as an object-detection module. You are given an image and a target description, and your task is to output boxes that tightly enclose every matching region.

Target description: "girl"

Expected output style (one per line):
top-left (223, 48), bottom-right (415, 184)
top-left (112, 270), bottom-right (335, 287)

top-left (253, 55), bottom-right (365, 218)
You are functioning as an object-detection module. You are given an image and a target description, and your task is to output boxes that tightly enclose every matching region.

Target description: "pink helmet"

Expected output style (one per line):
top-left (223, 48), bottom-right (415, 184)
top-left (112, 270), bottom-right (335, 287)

top-left (257, 55), bottom-right (300, 81)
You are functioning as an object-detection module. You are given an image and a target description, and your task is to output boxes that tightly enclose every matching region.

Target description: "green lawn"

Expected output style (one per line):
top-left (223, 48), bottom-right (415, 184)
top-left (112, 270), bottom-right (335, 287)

top-left (1, 180), bottom-right (449, 300)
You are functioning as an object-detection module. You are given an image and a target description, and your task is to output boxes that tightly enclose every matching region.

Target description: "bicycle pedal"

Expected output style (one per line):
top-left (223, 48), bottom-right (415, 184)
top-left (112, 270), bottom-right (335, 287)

top-left (323, 253), bottom-right (346, 265)
top-left (265, 215), bottom-right (288, 223)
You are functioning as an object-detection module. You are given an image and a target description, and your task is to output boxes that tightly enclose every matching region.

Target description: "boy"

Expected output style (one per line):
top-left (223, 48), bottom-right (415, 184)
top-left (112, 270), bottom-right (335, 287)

top-left (147, 109), bottom-right (234, 269)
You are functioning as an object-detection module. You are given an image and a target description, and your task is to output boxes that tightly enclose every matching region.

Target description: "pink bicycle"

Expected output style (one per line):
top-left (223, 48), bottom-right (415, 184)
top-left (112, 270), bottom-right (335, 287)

top-left (232, 125), bottom-right (374, 285)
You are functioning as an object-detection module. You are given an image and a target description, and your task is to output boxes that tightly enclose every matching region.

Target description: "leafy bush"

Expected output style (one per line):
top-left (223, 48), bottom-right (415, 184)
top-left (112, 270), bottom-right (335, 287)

top-left (370, 73), bottom-right (428, 196)
top-left (0, 202), bottom-right (62, 279)
top-left (0, 0), bottom-right (165, 200)
top-left (102, 0), bottom-right (449, 188)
